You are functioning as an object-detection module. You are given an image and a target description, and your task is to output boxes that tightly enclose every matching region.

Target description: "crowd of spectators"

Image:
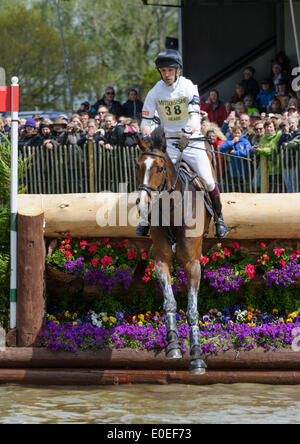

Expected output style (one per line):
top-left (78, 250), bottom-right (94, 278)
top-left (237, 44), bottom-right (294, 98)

top-left (199, 51), bottom-right (300, 192)
top-left (0, 86), bottom-right (143, 152)
top-left (0, 51), bottom-right (299, 192)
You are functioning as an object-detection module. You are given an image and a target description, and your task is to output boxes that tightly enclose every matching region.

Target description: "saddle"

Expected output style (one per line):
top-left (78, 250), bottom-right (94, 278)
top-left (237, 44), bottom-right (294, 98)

top-left (176, 161), bottom-right (215, 221)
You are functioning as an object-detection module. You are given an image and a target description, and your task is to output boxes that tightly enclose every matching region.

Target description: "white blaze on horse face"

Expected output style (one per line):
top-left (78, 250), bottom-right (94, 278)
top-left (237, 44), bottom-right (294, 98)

top-left (139, 157), bottom-right (154, 221)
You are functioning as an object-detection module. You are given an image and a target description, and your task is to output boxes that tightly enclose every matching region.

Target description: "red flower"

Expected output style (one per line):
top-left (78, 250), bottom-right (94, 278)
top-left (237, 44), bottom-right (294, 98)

top-left (223, 247), bottom-right (231, 257)
top-left (115, 241), bottom-right (123, 248)
top-left (65, 251), bottom-right (72, 258)
top-left (279, 258), bottom-right (286, 267)
top-left (123, 239), bottom-right (129, 246)
top-left (200, 256), bottom-right (210, 264)
top-left (273, 249), bottom-right (283, 257)
top-left (212, 252), bottom-right (219, 262)
top-left (297, 249), bottom-right (300, 255)
top-left (103, 238), bottom-right (110, 244)
top-left (260, 243), bottom-right (267, 248)
top-left (101, 256), bottom-right (113, 267)
top-left (64, 239), bottom-right (70, 244)
top-left (80, 241), bottom-right (88, 248)
top-left (59, 245), bottom-right (65, 250)
top-left (91, 258), bottom-right (99, 266)
top-left (141, 252), bottom-right (147, 259)
top-left (89, 245), bottom-right (97, 253)
top-left (149, 262), bottom-right (155, 268)
top-left (244, 264), bottom-right (255, 279)
top-left (230, 242), bottom-right (240, 250)
top-left (142, 276), bottom-right (150, 282)
top-left (65, 244), bottom-right (71, 250)
top-left (65, 234), bottom-right (71, 239)
top-left (127, 249), bottom-right (137, 260)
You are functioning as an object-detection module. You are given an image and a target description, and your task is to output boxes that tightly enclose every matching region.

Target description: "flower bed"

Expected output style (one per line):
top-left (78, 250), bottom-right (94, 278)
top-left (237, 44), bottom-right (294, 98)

top-left (39, 306), bottom-right (300, 354)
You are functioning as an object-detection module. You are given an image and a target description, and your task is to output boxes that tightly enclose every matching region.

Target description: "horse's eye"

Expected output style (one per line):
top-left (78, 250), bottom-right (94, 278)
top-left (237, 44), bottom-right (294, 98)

top-left (158, 167), bottom-right (163, 173)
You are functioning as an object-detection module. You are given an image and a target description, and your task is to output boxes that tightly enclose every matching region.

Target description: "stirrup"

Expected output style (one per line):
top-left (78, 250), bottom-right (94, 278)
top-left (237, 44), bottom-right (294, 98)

top-left (215, 217), bottom-right (228, 238)
top-left (136, 223), bottom-right (150, 237)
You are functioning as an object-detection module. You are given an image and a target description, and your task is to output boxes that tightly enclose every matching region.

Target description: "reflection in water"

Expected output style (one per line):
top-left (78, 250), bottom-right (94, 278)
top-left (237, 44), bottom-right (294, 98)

top-left (0, 384), bottom-right (299, 424)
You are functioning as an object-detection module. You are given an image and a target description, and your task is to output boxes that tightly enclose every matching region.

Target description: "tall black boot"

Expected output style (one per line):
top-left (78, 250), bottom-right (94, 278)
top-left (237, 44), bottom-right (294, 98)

top-left (209, 191), bottom-right (228, 239)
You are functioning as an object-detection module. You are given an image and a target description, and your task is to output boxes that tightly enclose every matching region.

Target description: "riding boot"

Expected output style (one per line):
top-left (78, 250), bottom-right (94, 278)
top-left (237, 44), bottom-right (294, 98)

top-left (136, 222), bottom-right (150, 237)
top-left (209, 186), bottom-right (228, 239)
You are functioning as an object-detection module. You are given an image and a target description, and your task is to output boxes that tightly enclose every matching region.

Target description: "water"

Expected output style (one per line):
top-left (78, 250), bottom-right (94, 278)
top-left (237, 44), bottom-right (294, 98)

top-left (0, 384), bottom-right (299, 424)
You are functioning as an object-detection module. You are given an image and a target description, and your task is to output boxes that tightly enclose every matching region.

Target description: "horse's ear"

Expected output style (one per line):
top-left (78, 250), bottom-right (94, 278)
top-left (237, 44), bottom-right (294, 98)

top-left (151, 127), bottom-right (167, 152)
top-left (136, 134), bottom-right (151, 152)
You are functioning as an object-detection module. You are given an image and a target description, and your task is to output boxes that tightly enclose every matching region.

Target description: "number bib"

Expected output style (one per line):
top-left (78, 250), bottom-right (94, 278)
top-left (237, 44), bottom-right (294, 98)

top-left (157, 97), bottom-right (189, 123)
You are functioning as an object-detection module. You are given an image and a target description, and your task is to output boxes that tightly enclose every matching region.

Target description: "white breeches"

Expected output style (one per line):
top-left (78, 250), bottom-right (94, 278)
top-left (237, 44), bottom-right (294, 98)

top-left (166, 136), bottom-right (215, 192)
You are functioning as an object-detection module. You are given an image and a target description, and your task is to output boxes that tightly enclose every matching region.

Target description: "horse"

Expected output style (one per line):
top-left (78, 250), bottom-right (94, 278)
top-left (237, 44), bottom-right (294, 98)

top-left (136, 127), bottom-right (215, 374)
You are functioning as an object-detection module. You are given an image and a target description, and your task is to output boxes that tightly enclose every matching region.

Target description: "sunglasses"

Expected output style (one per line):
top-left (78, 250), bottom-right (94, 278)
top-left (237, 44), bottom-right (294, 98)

top-left (106, 92), bottom-right (115, 95)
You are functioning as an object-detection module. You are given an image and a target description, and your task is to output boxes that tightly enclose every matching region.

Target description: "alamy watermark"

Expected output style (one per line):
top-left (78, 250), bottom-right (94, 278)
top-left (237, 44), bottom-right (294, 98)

top-left (291, 67), bottom-right (300, 92)
top-left (95, 183), bottom-right (205, 237)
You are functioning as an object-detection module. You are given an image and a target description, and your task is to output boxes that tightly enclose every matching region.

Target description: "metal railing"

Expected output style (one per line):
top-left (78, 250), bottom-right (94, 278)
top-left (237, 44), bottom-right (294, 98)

top-left (18, 143), bottom-right (300, 194)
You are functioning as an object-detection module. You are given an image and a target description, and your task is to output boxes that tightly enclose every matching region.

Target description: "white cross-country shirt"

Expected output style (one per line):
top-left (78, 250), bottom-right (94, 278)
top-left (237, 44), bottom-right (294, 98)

top-left (142, 76), bottom-right (200, 135)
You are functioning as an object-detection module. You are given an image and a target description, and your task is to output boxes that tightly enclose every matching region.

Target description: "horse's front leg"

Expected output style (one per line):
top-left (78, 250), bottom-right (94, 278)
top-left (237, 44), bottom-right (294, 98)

top-left (184, 259), bottom-right (207, 375)
top-left (155, 258), bottom-right (182, 360)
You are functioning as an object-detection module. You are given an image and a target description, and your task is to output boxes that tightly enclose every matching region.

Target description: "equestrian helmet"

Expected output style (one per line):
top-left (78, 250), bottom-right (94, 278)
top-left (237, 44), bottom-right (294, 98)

top-left (155, 49), bottom-right (183, 69)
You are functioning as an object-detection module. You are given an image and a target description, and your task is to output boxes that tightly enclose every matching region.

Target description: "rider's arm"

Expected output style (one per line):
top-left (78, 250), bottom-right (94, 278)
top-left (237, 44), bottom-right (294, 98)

top-left (141, 89), bottom-right (157, 136)
top-left (185, 83), bottom-right (201, 133)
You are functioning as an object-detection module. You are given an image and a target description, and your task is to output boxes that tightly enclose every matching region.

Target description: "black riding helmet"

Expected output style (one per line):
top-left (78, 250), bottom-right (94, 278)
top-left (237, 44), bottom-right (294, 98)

top-left (155, 49), bottom-right (183, 69)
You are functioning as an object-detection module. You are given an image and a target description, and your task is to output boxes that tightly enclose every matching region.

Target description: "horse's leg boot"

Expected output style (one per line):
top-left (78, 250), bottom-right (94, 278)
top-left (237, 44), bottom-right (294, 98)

top-left (136, 222), bottom-right (150, 237)
top-left (166, 331), bottom-right (182, 359)
top-left (189, 326), bottom-right (206, 375)
top-left (209, 188), bottom-right (228, 239)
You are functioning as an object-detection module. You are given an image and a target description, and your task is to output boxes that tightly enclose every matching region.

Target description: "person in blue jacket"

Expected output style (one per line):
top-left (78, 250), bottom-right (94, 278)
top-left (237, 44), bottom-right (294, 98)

top-left (220, 126), bottom-right (253, 191)
top-left (256, 79), bottom-right (276, 112)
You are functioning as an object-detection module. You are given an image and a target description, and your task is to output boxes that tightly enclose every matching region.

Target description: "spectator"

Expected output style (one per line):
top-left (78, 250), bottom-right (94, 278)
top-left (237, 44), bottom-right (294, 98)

top-left (18, 118), bottom-right (41, 148)
top-left (243, 95), bottom-right (260, 116)
top-left (233, 101), bottom-right (247, 118)
top-left (200, 119), bottom-right (211, 135)
top-left (220, 126), bottom-right (253, 188)
top-left (77, 101), bottom-right (92, 116)
top-left (256, 79), bottom-right (276, 111)
top-left (4, 116), bottom-right (11, 134)
top-left (121, 118), bottom-right (140, 147)
top-left (122, 89), bottom-right (143, 118)
top-left (267, 97), bottom-right (282, 115)
top-left (249, 111), bottom-right (261, 128)
top-left (80, 112), bottom-right (89, 131)
top-left (253, 119), bottom-right (282, 187)
top-left (95, 105), bottom-right (109, 128)
top-left (248, 119), bottom-right (265, 146)
top-left (99, 113), bottom-right (125, 150)
top-left (43, 117), bottom-right (68, 150)
top-left (38, 122), bottom-right (53, 145)
top-left (241, 66), bottom-right (260, 99)
top-left (221, 110), bottom-right (236, 137)
top-left (32, 114), bottom-right (43, 130)
top-left (205, 125), bottom-right (226, 177)
top-left (283, 129), bottom-right (300, 192)
top-left (271, 114), bottom-right (283, 131)
top-left (276, 80), bottom-right (294, 109)
top-left (271, 62), bottom-right (285, 92)
top-left (239, 113), bottom-right (253, 138)
top-left (281, 94), bottom-right (292, 112)
top-left (77, 119), bottom-right (102, 147)
top-left (201, 89), bottom-right (227, 127)
top-left (0, 117), bottom-right (7, 142)
top-left (231, 83), bottom-right (246, 104)
top-left (91, 87), bottom-right (123, 118)
top-left (61, 115), bottom-right (86, 145)
top-left (273, 51), bottom-right (292, 79)
top-left (287, 104), bottom-right (299, 120)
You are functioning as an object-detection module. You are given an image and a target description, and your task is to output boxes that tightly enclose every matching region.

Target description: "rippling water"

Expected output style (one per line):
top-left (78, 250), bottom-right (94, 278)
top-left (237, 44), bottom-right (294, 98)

top-left (0, 384), bottom-right (299, 424)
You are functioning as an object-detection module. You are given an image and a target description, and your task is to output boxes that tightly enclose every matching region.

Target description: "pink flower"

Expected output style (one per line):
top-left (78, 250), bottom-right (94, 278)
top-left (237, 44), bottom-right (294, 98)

top-left (149, 262), bottom-right (155, 269)
top-left (279, 258), bottom-right (286, 267)
top-left (80, 241), bottom-right (88, 248)
top-left (223, 247), bottom-right (231, 257)
top-left (297, 249), bottom-right (300, 255)
top-left (89, 245), bottom-right (97, 253)
top-left (142, 276), bottom-right (150, 282)
top-left (260, 243), bottom-right (267, 248)
top-left (91, 258), bottom-right (99, 266)
top-left (212, 252), bottom-right (219, 262)
top-left (230, 242), bottom-right (240, 250)
top-left (115, 241), bottom-right (123, 248)
top-left (245, 264), bottom-right (255, 279)
top-left (273, 249), bottom-right (283, 257)
top-left (200, 256), bottom-right (210, 264)
top-left (103, 238), bottom-right (110, 244)
top-left (65, 234), bottom-right (72, 239)
top-left (101, 256), bottom-right (113, 267)
top-left (123, 239), bottom-right (129, 246)
top-left (141, 252), bottom-right (147, 259)
top-left (291, 253), bottom-right (297, 259)
top-left (127, 249), bottom-right (137, 260)
top-left (65, 251), bottom-right (72, 258)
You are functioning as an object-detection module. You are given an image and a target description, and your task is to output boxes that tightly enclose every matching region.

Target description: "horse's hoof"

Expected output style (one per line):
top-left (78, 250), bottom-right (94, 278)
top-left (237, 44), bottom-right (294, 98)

top-left (166, 348), bottom-right (182, 360)
top-left (189, 358), bottom-right (207, 375)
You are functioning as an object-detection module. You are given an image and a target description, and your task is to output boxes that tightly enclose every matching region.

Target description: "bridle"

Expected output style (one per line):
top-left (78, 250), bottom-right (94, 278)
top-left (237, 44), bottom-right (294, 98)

top-left (137, 151), bottom-right (168, 198)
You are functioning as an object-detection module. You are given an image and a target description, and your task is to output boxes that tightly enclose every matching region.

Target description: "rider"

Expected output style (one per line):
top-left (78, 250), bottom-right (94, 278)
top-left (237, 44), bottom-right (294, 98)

top-left (136, 49), bottom-right (228, 239)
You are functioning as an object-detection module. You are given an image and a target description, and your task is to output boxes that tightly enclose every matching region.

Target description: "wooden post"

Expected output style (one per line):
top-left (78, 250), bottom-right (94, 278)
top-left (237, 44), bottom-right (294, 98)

top-left (260, 156), bottom-right (268, 193)
top-left (88, 141), bottom-right (95, 193)
top-left (16, 209), bottom-right (45, 347)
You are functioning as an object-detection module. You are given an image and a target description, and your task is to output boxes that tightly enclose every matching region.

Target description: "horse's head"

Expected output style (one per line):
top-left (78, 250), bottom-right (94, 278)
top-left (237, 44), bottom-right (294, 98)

top-left (136, 127), bottom-right (168, 220)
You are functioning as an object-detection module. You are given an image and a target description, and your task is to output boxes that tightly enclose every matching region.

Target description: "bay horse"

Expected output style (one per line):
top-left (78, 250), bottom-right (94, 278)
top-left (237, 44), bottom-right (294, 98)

top-left (136, 127), bottom-right (214, 374)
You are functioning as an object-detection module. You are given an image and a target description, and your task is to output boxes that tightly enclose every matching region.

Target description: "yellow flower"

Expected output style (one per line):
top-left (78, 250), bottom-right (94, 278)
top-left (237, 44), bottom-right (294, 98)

top-left (109, 317), bottom-right (116, 324)
top-left (64, 311), bottom-right (70, 318)
top-left (138, 314), bottom-right (144, 321)
top-left (287, 318), bottom-right (293, 323)
top-left (155, 312), bottom-right (160, 317)
top-left (179, 309), bottom-right (185, 315)
top-left (138, 321), bottom-right (143, 327)
top-left (73, 321), bottom-right (77, 326)
top-left (54, 321), bottom-right (60, 325)
top-left (103, 315), bottom-right (108, 322)
top-left (273, 309), bottom-right (278, 314)
top-left (132, 315), bottom-right (136, 322)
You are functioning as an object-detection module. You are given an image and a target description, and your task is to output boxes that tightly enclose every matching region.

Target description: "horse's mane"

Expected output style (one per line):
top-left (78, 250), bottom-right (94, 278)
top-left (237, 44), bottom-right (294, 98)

top-left (148, 127), bottom-right (166, 152)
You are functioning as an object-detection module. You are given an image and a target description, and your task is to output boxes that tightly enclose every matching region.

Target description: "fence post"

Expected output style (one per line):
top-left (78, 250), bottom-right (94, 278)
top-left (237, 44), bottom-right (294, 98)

top-left (88, 141), bottom-right (95, 193)
top-left (260, 155), bottom-right (268, 193)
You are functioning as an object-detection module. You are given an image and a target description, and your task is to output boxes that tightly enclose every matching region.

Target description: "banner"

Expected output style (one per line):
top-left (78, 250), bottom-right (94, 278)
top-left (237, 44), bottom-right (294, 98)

top-left (0, 86), bottom-right (19, 112)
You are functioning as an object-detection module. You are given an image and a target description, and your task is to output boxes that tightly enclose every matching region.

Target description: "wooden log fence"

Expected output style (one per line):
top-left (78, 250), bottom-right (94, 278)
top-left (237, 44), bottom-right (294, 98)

top-left (18, 143), bottom-right (300, 194)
